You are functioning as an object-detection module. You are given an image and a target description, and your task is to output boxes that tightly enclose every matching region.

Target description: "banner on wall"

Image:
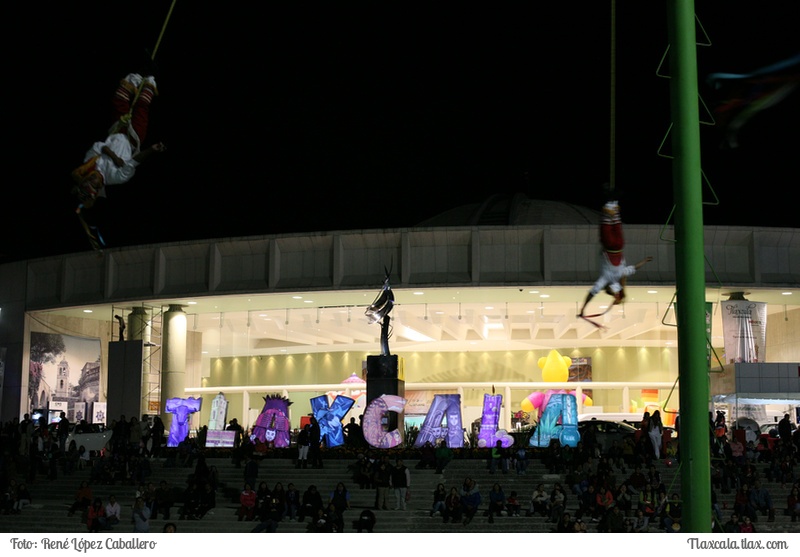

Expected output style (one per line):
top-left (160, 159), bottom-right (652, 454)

top-left (721, 299), bottom-right (767, 363)
top-left (92, 402), bottom-right (107, 425)
top-left (568, 357), bottom-right (592, 400)
top-left (26, 332), bottom-right (102, 417)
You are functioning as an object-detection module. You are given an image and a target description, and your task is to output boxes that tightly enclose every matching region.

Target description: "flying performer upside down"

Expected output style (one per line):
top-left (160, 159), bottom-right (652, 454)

top-left (70, 73), bottom-right (166, 249)
top-left (578, 200), bottom-right (652, 327)
top-left (72, 72), bottom-right (166, 210)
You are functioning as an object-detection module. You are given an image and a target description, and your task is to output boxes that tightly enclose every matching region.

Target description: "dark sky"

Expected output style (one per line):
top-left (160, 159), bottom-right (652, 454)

top-left (5, 2), bottom-right (798, 262)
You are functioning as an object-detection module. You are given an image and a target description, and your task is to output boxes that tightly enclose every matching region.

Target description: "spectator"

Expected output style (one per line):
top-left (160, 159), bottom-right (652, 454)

top-left (285, 482), bottom-right (300, 521)
top-left (748, 480), bottom-right (775, 522)
top-left (237, 483), bottom-right (258, 521)
top-left (663, 493), bottom-right (683, 532)
top-left (442, 487), bottom-right (461, 524)
top-left (68, 480), bottom-right (93, 517)
top-left (514, 446), bottom-right (528, 475)
top-left (460, 477), bottom-right (482, 526)
top-left (485, 483), bottom-right (506, 523)
top-left (729, 436), bottom-right (746, 466)
top-left (251, 494), bottom-right (283, 533)
top-left (528, 483), bottom-right (549, 517)
top-left (329, 482), bottom-right (351, 520)
top-left (554, 511), bottom-right (574, 533)
top-left (723, 512), bottom-right (741, 533)
top-left (547, 483), bottom-right (568, 524)
top-left (195, 481), bottom-right (216, 519)
top-left (601, 503), bottom-right (627, 533)
top-left (372, 457), bottom-right (392, 510)
top-left (153, 480), bottom-right (174, 520)
top-left (297, 485), bottom-right (323, 523)
top-left (434, 440), bottom-right (454, 474)
top-left (105, 495), bottom-right (121, 526)
top-left (86, 497), bottom-right (110, 532)
top-left (57, 412), bottom-right (71, 453)
top-left (243, 455), bottom-right (259, 491)
top-left (429, 483), bottom-right (447, 517)
top-left (296, 424), bottom-right (311, 469)
top-left (739, 515), bottom-right (756, 533)
top-left (353, 509), bottom-right (376, 533)
top-left (390, 459), bottom-right (411, 511)
top-left (778, 414), bottom-right (794, 448)
top-left (132, 496), bottom-right (151, 533)
top-left (787, 486), bottom-right (800, 523)
top-left (506, 490), bottom-right (521, 517)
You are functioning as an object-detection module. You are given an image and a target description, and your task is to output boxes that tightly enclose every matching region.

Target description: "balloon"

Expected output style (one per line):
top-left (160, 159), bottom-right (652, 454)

top-left (538, 349), bottom-right (572, 383)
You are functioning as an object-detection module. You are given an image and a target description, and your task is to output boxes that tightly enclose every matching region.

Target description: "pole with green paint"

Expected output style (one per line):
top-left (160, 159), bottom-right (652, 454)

top-left (667, 0), bottom-right (712, 532)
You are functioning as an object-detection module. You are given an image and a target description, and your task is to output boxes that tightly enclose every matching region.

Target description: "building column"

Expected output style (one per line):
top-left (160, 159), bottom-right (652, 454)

top-left (161, 305), bottom-right (187, 433)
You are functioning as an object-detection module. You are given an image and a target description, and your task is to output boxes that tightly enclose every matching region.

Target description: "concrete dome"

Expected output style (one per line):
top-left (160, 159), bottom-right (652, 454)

top-left (415, 193), bottom-right (602, 227)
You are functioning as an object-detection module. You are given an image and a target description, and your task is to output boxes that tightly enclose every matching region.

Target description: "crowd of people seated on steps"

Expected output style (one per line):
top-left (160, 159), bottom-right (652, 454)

top-left (709, 414), bottom-right (799, 529)
top-left (2, 409), bottom-right (798, 533)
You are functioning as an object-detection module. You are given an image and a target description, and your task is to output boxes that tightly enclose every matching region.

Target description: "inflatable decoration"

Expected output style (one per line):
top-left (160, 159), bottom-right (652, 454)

top-left (521, 349), bottom-right (593, 420)
top-left (251, 394), bottom-right (292, 447)
top-left (310, 394), bottom-right (355, 448)
top-left (530, 392), bottom-right (579, 448)
top-left (363, 394), bottom-right (407, 449)
top-left (165, 396), bottom-right (202, 447)
top-left (208, 392), bottom-right (229, 431)
top-left (477, 393), bottom-right (514, 448)
top-left (414, 394), bottom-right (464, 448)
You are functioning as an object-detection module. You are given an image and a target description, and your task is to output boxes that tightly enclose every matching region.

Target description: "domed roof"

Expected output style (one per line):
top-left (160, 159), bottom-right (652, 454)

top-left (415, 193), bottom-right (602, 227)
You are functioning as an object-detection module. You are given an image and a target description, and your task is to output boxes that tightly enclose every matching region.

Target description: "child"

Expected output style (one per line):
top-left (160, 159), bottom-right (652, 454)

top-left (506, 491), bottom-right (521, 517)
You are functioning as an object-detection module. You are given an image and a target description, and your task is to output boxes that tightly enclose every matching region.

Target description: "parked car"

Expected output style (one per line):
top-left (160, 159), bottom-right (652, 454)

top-left (42, 422), bottom-right (111, 454)
top-left (578, 418), bottom-right (638, 452)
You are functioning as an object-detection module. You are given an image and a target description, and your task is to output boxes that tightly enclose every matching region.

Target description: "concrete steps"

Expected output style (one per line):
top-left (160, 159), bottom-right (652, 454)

top-left (2, 453), bottom-right (797, 534)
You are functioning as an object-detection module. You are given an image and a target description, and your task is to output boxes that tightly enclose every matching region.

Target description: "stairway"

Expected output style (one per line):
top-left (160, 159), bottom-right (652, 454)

top-left (2, 452), bottom-right (797, 534)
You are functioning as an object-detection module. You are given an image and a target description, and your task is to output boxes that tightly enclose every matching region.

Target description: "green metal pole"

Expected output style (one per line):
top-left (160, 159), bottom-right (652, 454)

top-left (666, 0), bottom-right (712, 532)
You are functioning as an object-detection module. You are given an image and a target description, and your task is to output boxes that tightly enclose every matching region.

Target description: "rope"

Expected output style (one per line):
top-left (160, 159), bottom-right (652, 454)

top-left (151, 0), bottom-right (178, 62)
top-left (118, 0), bottom-right (178, 127)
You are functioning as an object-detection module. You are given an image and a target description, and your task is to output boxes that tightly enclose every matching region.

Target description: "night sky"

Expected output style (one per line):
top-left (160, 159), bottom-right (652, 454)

top-left (5, 1), bottom-right (798, 263)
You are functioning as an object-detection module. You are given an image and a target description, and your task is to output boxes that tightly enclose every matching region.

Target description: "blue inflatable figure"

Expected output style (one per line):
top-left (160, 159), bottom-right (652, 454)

top-left (529, 393), bottom-right (580, 448)
top-left (310, 394), bottom-right (355, 448)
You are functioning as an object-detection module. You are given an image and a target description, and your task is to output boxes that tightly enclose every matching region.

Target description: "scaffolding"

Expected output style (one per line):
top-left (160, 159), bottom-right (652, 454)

top-left (111, 304), bottom-right (163, 416)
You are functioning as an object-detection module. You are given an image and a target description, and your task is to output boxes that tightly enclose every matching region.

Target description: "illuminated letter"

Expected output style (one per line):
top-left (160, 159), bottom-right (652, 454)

top-left (165, 397), bottom-right (202, 447)
top-left (252, 394), bottom-right (293, 448)
top-left (414, 394), bottom-right (464, 448)
top-left (477, 393), bottom-right (514, 448)
top-left (310, 394), bottom-right (355, 448)
top-left (529, 393), bottom-right (579, 448)
top-left (363, 394), bottom-right (406, 449)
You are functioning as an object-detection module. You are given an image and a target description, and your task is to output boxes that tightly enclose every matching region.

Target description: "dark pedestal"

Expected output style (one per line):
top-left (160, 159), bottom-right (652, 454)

top-left (366, 355), bottom-right (405, 431)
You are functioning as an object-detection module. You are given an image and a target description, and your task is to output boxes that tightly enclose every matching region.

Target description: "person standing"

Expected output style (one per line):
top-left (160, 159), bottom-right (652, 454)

top-left (372, 457), bottom-right (392, 511)
top-left (648, 410), bottom-right (664, 460)
top-left (390, 459), bottom-right (411, 511)
top-left (150, 416), bottom-right (165, 458)
top-left (18, 413), bottom-right (34, 456)
top-left (296, 424), bottom-right (311, 469)
top-left (309, 417), bottom-right (322, 468)
top-left (778, 414), bottom-right (794, 449)
top-left (57, 412), bottom-right (71, 453)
